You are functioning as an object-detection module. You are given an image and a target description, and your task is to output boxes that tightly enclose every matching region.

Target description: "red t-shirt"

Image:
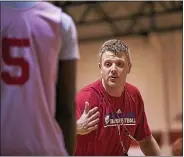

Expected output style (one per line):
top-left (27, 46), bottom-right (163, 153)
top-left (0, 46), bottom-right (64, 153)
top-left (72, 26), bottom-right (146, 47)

top-left (75, 79), bottom-right (151, 156)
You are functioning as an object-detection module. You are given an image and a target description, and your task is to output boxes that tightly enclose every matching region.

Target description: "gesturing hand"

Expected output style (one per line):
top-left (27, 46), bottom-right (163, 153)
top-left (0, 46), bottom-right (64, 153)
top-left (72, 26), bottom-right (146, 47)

top-left (77, 101), bottom-right (100, 135)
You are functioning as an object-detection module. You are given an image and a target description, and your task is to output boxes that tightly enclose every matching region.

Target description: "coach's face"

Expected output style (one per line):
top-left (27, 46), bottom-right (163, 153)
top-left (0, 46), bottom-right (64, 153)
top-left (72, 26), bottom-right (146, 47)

top-left (99, 51), bottom-right (131, 88)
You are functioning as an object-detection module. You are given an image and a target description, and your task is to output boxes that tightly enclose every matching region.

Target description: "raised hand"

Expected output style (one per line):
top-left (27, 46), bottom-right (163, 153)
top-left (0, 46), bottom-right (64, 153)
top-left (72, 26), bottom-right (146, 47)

top-left (77, 101), bottom-right (100, 135)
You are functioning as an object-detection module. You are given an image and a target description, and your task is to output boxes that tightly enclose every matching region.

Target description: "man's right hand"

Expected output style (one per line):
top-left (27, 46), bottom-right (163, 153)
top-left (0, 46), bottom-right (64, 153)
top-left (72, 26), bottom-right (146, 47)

top-left (77, 101), bottom-right (100, 135)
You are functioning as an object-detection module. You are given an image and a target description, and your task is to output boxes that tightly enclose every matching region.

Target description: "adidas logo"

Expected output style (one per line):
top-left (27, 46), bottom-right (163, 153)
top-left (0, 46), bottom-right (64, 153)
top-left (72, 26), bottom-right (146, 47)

top-left (116, 109), bottom-right (122, 114)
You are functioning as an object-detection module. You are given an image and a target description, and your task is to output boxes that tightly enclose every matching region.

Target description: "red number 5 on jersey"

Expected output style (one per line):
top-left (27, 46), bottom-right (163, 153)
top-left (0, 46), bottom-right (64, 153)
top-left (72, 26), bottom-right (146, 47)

top-left (1, 37), bottom-right (30, 85)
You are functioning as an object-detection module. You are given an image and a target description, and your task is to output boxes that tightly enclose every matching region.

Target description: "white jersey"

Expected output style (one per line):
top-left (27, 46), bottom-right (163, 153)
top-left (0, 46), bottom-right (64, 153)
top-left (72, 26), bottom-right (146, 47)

top-left (1, 2), bottom-right (79, 155)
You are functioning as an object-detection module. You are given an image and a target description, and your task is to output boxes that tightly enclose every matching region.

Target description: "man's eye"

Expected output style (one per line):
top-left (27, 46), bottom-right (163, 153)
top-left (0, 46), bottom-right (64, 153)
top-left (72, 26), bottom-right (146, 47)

top-left (117, 62), bottom-right (124, 67)
top-left (105, 62), bottom-right (111, 67)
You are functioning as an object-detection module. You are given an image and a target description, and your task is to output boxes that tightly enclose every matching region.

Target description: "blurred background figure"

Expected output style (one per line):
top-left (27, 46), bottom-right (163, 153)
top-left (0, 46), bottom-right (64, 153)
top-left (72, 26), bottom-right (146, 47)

top-left (53, 1), bottom-right (182, 156)
top-left (171, 138), bottom-right (183, 156)
top-left (171, 113), bottom-right (183, 156)
top-left (1, 1), bottom-right (79, 155)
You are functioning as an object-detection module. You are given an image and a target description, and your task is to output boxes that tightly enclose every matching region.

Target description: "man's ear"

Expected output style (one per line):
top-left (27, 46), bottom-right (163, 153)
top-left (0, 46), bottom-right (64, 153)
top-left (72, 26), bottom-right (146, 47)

top-left (99, 63), bottom-right (103, 74)
top-left (127, 62), bottom-right (132, 74)
top-left (99, 63), bottom-right (101, 69)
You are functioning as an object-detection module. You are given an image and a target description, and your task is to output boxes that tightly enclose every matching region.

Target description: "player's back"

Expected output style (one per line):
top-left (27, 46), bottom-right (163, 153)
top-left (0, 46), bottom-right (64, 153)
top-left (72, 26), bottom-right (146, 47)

top-left (1, 2), bottom-right (67, 155)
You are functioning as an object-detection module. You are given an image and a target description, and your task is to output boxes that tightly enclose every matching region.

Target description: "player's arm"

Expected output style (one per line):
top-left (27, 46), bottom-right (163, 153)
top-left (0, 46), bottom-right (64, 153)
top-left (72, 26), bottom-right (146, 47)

top-left (55, 12), bottom-right (79, 156)
top-left (134, 91), bottom-right (161, 155)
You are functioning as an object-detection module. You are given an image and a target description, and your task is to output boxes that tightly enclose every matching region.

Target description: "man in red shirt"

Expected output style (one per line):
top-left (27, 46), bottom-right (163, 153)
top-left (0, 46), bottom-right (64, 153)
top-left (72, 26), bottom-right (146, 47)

top-left (75, 39), bottom-right (161, 156)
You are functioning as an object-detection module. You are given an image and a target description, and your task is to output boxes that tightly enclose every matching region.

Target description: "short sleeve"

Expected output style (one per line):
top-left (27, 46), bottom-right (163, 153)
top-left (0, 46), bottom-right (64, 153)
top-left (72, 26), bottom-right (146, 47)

top-left (76, 89), bottom-right (99, 120)
top-left (59, 12), bottom-right (80, 60)
top-left (134, 91), bottom-right (151, 141)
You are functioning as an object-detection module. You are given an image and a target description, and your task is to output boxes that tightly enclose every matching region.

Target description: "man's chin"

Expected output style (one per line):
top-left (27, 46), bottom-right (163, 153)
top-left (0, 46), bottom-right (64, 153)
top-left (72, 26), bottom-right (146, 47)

top-left (107, 81), bottom-right (119, 88)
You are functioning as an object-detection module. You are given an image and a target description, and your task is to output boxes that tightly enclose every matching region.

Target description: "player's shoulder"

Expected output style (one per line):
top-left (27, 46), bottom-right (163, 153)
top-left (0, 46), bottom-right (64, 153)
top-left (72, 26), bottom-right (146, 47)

top-left (125, 82), bottom-right (142, 97)
top-left (38, 2), bottom-right (61, 11)
top-left (58, 10), bottom-right (79, 60)
top-left (33, 2), bottom-right (62, 21)
top-left (60, 12), bottom-right (74, 28)
top-left (60, 11), bottom-right (76, 36)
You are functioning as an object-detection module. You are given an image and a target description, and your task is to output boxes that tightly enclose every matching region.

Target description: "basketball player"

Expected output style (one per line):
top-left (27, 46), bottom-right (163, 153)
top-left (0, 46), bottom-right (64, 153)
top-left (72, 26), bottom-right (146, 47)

top-left (1, 1), bottom-right (79, 155)
top-left (75, 39), bottom-right (161, 155)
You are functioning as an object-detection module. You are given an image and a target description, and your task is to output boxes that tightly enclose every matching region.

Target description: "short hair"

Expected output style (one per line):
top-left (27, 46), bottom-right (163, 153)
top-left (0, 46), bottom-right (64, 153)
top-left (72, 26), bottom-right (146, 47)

top-left (99, 39), bottom-right (131, 62)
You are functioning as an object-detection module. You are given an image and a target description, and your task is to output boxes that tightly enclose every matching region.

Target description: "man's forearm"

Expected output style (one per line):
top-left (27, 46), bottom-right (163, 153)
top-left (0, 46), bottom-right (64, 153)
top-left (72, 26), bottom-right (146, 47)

top-left (139, 135), bottom-right (162, 156)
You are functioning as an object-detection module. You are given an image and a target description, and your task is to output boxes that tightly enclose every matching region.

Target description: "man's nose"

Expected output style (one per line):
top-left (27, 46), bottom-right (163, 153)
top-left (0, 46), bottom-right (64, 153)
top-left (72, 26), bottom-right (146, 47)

top-left (111, 64), bottom-right (117, 74)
